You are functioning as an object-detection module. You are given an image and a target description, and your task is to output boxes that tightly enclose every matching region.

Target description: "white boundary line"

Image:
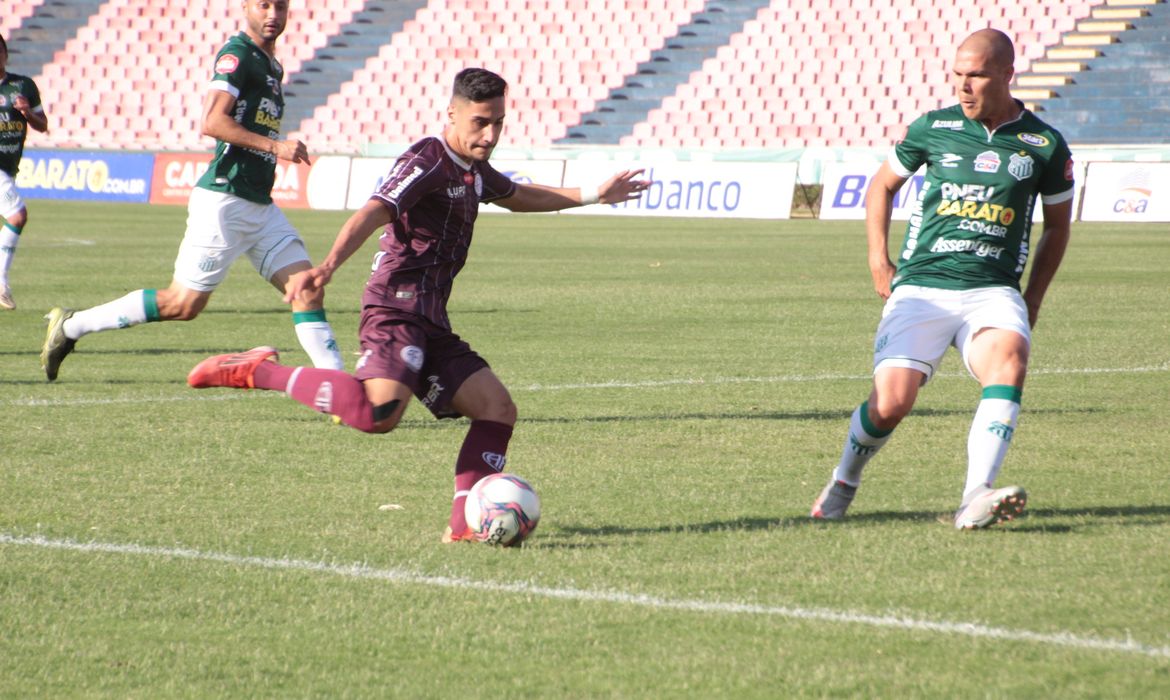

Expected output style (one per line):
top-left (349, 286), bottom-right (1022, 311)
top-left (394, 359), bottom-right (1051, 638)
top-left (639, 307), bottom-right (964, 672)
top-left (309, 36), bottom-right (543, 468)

top-left (2, 533), bottom-right (1167, 659)
top-left (6, 363), bottom-right (1168, 408)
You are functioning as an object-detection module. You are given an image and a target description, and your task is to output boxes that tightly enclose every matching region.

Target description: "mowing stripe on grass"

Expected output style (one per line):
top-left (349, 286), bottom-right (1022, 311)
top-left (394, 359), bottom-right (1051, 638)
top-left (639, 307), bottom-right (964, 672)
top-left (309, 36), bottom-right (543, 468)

top-left (8, 362), bottom-right (1168, 407)
top-left (3, 533), bottom-right (1167, 660)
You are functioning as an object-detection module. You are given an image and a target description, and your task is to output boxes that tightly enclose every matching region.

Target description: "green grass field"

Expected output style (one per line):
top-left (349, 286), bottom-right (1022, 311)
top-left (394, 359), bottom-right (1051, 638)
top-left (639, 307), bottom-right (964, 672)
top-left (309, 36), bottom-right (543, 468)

top-left (2, 201), bottom-right (1168, 697)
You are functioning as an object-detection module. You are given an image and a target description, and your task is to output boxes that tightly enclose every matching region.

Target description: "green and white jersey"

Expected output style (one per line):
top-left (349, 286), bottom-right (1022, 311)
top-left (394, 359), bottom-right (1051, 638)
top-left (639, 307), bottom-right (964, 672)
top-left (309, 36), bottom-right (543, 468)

top-left (889, 103), bottom-right (1074, 291)
top-left (195, 32), bottom-right (285, 204)
top-left (0, 72), bottom-right (42, 177)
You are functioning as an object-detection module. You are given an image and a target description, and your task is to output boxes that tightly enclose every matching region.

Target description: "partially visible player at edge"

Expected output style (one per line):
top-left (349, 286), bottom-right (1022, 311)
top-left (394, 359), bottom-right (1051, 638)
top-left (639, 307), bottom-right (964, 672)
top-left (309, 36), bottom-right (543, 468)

top-left (188, 67), bottom-right (650, 543)
top-left (0, 33), bottom-right (50, 310)
top-left (41, 0), bottom-right (343, 380)
top-left (810, 28), bottom-right (1074, 529)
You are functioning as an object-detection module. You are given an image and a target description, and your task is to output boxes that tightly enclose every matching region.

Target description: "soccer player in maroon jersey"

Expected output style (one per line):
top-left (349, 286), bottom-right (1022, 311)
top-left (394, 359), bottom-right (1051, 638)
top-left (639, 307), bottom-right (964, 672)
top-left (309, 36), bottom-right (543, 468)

top-left (188, 68), bottom-right (650, 543)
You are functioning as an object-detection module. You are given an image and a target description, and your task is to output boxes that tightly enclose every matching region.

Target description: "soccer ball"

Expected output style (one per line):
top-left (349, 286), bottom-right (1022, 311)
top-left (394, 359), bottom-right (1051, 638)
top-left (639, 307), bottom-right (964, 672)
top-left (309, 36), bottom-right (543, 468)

top-left (464, 473), bottom-right (541, 546)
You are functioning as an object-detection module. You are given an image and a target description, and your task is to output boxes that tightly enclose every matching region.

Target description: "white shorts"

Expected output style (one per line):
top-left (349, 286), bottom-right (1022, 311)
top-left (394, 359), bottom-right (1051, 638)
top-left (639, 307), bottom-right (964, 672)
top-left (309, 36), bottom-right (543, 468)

top-left (873, 285), bottom-right (1031, 382)
top-left (173, 187), bottom-right (309, 292)
top-left (0, 170), bottom-right (26, 220)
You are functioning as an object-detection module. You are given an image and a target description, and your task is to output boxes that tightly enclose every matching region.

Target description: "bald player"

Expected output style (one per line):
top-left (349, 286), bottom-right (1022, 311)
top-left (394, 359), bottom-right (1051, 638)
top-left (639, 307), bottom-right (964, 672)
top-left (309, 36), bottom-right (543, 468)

top-left (811, 29), bottom-right (1074, 529)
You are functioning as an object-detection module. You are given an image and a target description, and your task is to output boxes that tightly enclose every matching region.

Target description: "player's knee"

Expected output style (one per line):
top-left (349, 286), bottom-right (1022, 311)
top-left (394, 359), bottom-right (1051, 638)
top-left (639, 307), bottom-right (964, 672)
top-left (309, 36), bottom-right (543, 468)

top-left (487, 395), bottom-right (518, 426)
top-left (367, 418), bottom-right (399, 434)
top-left (163, 301), bottom-right (203, 321)
top-left (6, 209), bottom-right (28, 228)
top-left (869, 395), bottom-right (912, 427)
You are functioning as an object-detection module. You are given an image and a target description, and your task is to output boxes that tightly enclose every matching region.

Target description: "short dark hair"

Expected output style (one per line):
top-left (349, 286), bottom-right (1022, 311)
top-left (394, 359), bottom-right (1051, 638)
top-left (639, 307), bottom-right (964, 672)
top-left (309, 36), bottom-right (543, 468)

top-left (0, 34), bottom-right (7, 53)
top-left (452, 68), bottom-right (507, 102)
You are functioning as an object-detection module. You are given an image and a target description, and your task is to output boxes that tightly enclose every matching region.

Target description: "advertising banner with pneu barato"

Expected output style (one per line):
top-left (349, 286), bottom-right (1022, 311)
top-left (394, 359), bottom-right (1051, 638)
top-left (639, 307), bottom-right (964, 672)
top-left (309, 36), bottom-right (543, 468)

top-left (17, 150), bottom-right (152, 203)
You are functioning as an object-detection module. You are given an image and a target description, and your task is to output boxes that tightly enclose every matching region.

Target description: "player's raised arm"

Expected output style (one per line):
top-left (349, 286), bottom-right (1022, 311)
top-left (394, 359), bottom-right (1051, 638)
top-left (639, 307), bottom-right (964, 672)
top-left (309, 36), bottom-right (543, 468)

top-left (283, 199), bottom-right (393, 303)
top-left (495, 169), bottom-right (650, 212)
top-left (200, 89), bottom-right (310, 164)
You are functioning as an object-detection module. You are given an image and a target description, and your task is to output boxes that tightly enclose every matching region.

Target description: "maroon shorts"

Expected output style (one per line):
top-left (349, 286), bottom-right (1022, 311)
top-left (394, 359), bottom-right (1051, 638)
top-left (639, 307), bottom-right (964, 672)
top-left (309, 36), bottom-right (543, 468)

top-left (354, 306), bottom-right (490, 419)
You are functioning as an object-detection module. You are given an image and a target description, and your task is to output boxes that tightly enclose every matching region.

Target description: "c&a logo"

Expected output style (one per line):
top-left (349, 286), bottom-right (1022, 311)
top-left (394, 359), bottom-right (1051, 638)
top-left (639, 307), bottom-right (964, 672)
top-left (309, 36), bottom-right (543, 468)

top-left (1113, 186), bottom-right (1151, 214)
top-left (1112, 169), bottom-right (1153, 214)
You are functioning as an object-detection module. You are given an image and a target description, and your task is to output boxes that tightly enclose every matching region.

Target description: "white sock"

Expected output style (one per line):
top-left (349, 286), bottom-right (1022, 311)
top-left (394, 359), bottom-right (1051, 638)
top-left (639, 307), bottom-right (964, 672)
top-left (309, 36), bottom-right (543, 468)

top-left (0, 224), bottom-right (19, 286)
top-left (964, 387), bottom-right (1022, 498)
top-left (63, 290), bottom-right (154, 340)
top-left (292, 311), bottom-right (344, 370)
top-left (832, 401), bottom-right (894, 487)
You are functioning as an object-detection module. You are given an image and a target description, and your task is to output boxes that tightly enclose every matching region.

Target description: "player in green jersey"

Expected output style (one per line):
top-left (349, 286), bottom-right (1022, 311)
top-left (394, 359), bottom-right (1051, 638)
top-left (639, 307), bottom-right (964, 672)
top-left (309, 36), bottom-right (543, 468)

top-left (811, 29), bottom-right (1074, 529)
top-left (0, 33), bottom-right (50, 310)
top-left (41, 0), bottom-right (343, 381)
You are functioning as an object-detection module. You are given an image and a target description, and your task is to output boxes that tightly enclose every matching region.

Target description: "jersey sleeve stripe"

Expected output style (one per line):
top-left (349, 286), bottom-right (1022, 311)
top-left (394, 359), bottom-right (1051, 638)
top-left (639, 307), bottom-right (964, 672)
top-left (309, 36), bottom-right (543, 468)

top-left (887, 145), bottom-right (915, 178)
top-left (1041, 187), bottom-right (1075, 206)
top-left (208, 81), bottom-right (240, 99)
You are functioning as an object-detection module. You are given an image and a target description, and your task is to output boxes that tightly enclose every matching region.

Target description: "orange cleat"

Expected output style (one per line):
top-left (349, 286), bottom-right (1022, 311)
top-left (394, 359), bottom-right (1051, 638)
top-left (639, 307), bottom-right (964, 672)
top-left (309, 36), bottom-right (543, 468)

top-left (441, 525), bottom-right (477, 544)
top-left (187, 346), bottom-right (279, 389)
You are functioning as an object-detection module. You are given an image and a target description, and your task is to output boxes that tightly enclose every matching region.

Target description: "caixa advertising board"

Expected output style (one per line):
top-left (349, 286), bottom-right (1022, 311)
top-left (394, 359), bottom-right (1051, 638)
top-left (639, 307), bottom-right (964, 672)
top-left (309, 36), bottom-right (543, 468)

top-left (149, 153), bottom-right (351, 209)
top-left (16, 150), bottom-right (152, 203)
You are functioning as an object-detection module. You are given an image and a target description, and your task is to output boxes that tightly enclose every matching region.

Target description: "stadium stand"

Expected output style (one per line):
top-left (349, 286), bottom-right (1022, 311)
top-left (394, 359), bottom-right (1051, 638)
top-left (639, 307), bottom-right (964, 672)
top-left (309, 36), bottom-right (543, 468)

top-left (280, 2), bottom-right (428, 135)
top-left (0, 1), bottom-right (45, 41)
top-left (1013, 0), bottom-right (1170, 144)
top-left (558, 1), bottom-right (770, 145)
top-left (6, 0), bottom-right (1166, 151)
top-left (4, 0), bottom-right (103, 84)
top-left (290, 1), bottom-right (705, 151)
top-left (18, 0), bottom-right (385, 151)
top-left (619, 0), bottom-right (1105, 149)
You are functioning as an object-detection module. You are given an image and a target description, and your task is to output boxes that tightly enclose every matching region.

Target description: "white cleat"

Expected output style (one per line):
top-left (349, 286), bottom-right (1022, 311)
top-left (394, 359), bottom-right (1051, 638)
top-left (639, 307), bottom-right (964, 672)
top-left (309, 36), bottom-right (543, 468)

top-left (0, 283), bottom-right (14, 310)
top-left (954, 485), bottom-right (1027, 530)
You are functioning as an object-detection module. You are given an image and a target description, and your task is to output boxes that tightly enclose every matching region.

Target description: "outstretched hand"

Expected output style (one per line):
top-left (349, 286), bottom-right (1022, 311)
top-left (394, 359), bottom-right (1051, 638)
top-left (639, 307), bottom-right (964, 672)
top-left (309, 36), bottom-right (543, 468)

top-left (283, 267), bottom-right (332, 304)
top-left (598, 169), bottom-right (651, 205)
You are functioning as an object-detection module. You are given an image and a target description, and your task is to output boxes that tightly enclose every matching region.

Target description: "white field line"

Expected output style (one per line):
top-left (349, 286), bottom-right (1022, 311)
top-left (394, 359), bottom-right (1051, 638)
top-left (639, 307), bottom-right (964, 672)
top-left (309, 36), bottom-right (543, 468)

top-left (3, 533), bottom-right (1167, 659)
top-left (7, 362), bottom-right (1168, 407)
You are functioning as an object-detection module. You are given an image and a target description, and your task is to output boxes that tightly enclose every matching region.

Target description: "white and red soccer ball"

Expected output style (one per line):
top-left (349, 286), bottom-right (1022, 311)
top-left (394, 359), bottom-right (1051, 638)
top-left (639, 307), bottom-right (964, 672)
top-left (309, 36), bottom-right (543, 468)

top-left (464, 473), bottom-right (541, 546)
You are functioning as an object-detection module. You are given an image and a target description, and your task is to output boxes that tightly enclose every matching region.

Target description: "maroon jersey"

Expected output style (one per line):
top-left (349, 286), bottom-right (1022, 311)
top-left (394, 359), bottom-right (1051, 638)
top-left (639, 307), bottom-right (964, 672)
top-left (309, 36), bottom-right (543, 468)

top-left (364, 136), bottom-right (516, 329)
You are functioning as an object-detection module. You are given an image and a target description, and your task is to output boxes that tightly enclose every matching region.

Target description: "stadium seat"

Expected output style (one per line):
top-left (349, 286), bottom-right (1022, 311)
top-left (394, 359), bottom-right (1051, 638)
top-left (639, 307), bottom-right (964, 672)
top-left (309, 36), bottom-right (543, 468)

top-left (18, 0), bottom-right (1109, 152)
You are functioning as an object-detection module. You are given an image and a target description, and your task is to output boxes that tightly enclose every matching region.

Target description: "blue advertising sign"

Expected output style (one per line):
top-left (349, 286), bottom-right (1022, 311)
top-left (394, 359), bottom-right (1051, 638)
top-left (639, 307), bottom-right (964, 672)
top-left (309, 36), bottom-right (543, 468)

top-left (15, 150), bottom-right (152, 203)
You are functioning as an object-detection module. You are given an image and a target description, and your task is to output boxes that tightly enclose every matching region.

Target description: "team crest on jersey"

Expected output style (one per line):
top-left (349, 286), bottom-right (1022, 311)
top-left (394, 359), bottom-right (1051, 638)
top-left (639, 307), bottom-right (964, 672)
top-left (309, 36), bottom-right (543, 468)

top-left (214, 54), bottom-right (239, 74)
top-left (265, 75), bottom-right (282, 98)
top-left (1017, 132), bottom-right (1049, 147)
top-left (1008, 152), bottom-right (1034, 181)
top-left (974, 150), bottom-right (1001, 174)
top-left (474, 172), bottom-right (483, 197)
